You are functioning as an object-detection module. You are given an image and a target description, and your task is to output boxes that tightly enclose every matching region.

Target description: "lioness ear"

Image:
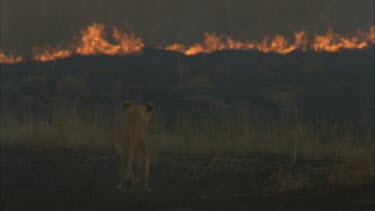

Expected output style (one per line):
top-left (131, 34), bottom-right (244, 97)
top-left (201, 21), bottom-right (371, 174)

top-left (145, 103), bottom-right (154, 112)
top-left (123, 101), bottom-right (133, 111)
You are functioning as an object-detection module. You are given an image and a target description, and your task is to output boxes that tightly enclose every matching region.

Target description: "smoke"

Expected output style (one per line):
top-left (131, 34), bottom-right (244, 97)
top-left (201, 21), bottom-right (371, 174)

top-left (2, 0), bottom-right (374, 56)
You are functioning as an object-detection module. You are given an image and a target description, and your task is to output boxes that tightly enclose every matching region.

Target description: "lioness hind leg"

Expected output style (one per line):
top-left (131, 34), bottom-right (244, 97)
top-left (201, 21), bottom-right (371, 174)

top-left (135, 149), bottom-right (151, 192)
top-left (143, 152), bottom-right (151, 192)
top-left (118, 145), bottom-right (135, 192)
top-left (135, 151), bottom-right (144, 184)
top-left (117, 155), bottom-right (129, 192)
top-left (125, 145), bottom-right (136, 190)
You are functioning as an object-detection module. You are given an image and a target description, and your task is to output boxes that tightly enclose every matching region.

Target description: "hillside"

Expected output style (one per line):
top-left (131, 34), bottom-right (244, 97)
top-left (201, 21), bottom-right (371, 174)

top-left (1, 48), bottom-right (374, 119)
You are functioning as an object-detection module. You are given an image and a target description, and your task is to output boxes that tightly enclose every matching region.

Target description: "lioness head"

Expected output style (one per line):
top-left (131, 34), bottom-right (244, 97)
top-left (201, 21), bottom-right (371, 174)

top-left (122, 101), bottom-right (155, 125)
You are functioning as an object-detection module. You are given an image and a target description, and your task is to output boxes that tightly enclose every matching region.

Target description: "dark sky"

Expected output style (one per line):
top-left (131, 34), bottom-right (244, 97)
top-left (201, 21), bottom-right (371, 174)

top-left (1, 0), bottom-right (374, 56)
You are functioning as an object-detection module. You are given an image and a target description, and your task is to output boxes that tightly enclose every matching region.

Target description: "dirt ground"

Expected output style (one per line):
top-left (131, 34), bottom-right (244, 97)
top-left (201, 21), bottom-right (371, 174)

top-left (1, 146), bottom-right (374, 211)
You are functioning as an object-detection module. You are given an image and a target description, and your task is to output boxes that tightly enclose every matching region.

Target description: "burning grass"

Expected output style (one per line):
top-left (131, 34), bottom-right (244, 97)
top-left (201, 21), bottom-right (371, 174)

top-left (0, 50), bottom-right (24, 64)
top-left (32, 23), bottom-right (144, 62)
top-left (1, 23), bottom-right (375, 64)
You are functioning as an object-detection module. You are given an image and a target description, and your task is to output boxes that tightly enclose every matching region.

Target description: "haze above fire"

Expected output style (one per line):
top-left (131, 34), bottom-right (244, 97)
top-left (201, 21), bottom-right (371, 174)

top-left (2, 0), bottom-right (374, 56)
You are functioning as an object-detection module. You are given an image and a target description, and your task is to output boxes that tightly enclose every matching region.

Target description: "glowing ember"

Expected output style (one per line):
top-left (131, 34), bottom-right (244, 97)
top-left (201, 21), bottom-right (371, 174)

top-left (0, 51), bottom-right (23, 64)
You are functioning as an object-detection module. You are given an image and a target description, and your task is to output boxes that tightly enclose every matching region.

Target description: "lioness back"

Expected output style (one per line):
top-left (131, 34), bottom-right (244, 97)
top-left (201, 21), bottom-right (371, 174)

top-left (115, 101), bottom-right (154, 192)
top-left (117, 111), bottom-right (148, 149)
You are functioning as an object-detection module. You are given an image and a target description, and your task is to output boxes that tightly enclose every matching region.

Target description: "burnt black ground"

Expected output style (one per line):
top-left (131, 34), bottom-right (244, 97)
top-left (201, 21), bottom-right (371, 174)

top-left (1, 146), bottom-right (374, 211)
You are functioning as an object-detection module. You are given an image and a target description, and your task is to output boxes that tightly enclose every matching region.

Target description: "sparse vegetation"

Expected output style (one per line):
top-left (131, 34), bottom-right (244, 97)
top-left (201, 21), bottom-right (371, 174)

top-left (1, 50), bottom-right (374, 210)
top-left (1, 104), bottom-right (373, 191)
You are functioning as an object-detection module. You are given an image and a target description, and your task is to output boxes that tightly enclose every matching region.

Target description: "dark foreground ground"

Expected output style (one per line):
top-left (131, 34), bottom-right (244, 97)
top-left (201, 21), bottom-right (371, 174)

top-left (1, 146), bottom-right (374, 211)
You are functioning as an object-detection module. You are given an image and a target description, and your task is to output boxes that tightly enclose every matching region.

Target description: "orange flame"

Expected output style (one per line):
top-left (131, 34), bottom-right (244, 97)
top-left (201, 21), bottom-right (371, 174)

top-left (0, 51), bottom-right (24, 64)
top-left (33, 45), bottom-right (72, 62)
top-left (311, 28), bottom-right (371, 52)
top-left (167, 32), bottom-right (309, 55)
top-left (370, 26), bottom-right (375, 43)
top-left (1, 23), bottom-right (375, 63)
top-left (112, 27), bottom-right (144, 54)
top-left (33, 23), bottom-right (144, 62)
top-left (167, 26), bottom-right (375, 55)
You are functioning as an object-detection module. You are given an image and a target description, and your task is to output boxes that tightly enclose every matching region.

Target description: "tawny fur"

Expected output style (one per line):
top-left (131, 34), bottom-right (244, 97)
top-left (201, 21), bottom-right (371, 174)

top-left (115, 101), bottom-right (154, 192)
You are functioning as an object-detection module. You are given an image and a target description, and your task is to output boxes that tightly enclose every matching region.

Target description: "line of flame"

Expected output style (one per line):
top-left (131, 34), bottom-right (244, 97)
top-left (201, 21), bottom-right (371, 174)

top-left (32, 23), bottom-right (144, 62)
top-left (166, 26), bottom-right (375, 55)
top-left (1, 23), bottom-right (374, 64)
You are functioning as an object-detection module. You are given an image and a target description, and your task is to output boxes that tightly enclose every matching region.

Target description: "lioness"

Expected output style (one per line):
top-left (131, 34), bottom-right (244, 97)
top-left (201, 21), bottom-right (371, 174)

top-left (115, 101), bottom-right (154, 192)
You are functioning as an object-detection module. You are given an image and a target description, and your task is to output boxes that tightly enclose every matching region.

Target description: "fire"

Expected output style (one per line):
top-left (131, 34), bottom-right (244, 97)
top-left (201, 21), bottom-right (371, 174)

top-left (167, 27), bottom-right (375, 55)
top-left (32, 23), bottom-right (144, 62)
top-left (166, 32), bottom-right (309, 55)
top-left (112, 27), bottom-right (144, 54)
top-left (311, 28), bottom-right (371, 52)
top-left (370, 26), bottom-right (375, 43)
top-left (33, 45), bottom-right (72, 62)
top-left (1, 23), bottom-right (374, 63)
top-left (74, 23), bottom-right (121, 56)
top-left (0, 51), bottom-right (23, 64)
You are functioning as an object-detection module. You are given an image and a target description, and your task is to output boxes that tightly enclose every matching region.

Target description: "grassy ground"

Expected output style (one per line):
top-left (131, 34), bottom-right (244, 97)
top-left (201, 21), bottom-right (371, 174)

top-left (1, 106), bottom-right (374, 210)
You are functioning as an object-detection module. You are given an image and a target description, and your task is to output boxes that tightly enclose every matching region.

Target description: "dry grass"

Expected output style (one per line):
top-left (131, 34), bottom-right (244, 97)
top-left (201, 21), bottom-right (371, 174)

top-left (2, 106), bottom-right (374, 159)
top-left (1, 105), bottom-right (374, 188)
top-left (1, 107), bottom-right (113, 150)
